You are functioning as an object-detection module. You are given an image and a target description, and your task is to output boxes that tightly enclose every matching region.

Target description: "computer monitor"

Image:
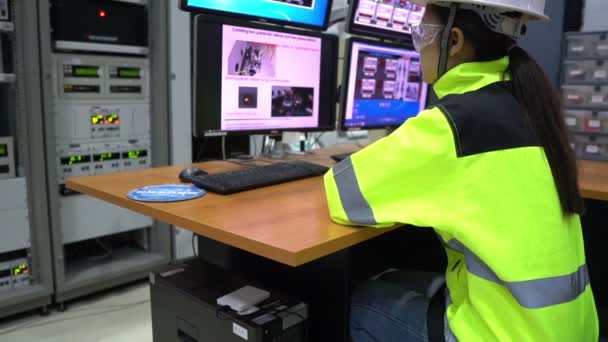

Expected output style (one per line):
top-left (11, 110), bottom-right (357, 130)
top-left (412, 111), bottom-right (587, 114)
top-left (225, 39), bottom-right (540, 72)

top-left (346, 0), bottom-right (425, 41)
top-left (180, 0), bottom-right (333, 30)
top-left (340, 38), bottom-right (428, 130)
top-left (193, 15), bottom-right (339, 137)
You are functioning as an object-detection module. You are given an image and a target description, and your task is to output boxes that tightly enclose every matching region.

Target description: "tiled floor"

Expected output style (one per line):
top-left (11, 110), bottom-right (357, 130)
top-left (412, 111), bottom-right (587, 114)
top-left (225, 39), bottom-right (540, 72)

top-left (0, 281), bottom-right (152, 342)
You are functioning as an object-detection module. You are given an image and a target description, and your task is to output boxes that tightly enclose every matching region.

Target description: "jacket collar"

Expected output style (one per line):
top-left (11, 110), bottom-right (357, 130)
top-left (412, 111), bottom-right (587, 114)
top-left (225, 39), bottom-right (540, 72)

top-left (433, 57), bottom-right (510, 100)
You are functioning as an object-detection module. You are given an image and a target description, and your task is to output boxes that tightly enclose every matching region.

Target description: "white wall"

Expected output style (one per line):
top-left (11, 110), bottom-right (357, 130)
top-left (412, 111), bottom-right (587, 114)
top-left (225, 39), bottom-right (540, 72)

top-left (583, 0), bottom-right (608, 32)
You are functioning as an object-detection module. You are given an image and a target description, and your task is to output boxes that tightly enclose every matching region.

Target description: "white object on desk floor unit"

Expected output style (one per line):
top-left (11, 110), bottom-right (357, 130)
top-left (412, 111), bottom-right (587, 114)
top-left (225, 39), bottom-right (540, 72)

top-left (217, 285), bottom-right (271, 313)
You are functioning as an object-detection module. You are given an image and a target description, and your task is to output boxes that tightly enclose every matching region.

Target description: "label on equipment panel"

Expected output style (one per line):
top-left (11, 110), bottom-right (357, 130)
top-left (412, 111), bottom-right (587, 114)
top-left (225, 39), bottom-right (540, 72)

top-left (569, 69), bottom-right (584, 76)
top-left (587, 119), bottom-right (602, 129)
top-left (586, 145), bottom-right (600, 154)
top-left (592, 95), bottom-right (605, 104)
top-left (571, 45), bottom-right (585, 52)
top-left (565, 117), bottom-right (577, 127)
top-left (232, 323), bottom-right (248, 340)
top-left (594, 70), bottom-right (608, 79)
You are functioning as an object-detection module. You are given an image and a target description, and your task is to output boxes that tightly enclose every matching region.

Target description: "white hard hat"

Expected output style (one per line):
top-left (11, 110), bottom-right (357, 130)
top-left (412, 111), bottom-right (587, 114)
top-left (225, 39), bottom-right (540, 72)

top-left (411, 0), bottom-right (547, 37)
top-left (410, 0), bottom-right (547, 20)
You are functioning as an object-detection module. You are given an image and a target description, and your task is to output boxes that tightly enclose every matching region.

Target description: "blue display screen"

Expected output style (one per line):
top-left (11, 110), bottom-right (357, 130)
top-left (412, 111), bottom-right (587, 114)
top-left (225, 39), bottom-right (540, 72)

top-left (350, 100), bottom-right (421, 127)
top-left (184, 0), bottom-right (331, 28)
top-left (342, 40), bottom-right (428, 129)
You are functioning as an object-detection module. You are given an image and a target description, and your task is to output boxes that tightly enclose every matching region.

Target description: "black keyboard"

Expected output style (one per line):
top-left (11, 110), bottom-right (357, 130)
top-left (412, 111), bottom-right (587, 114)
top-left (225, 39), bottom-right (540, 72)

top-left (331, 153), bottom-right (353, 162)
top-left (190, 160), bottom-right (329, 194)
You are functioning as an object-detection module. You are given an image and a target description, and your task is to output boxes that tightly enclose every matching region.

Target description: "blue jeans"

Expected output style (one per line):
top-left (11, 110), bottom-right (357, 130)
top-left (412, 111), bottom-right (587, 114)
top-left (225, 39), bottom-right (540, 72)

top-left (350, 271), bottom-right (444, 342)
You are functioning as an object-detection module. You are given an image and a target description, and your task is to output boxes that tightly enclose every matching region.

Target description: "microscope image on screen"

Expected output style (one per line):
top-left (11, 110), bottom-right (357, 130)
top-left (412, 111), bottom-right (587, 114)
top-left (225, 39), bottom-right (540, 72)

top-left (271, 86), bottom-right (314, 117)
top-left (266, 0), bottom-right (315, 8)
top-left (228, 41), bottom-right (277, 77)
top-left (238, 87), bottom-right (258, 108)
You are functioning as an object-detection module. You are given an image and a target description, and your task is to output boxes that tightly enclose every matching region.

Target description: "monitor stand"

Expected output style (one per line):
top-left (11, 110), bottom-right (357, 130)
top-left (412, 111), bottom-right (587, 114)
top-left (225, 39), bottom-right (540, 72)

top-left (284, 132), bottom-right (321, 156)
top-left (260, 135), bottom-right (288, 159)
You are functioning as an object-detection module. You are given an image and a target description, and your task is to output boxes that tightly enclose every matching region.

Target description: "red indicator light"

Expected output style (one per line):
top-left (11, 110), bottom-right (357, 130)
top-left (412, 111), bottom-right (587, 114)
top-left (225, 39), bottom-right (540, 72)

top-left (99, 9), bottom-right (107, 18)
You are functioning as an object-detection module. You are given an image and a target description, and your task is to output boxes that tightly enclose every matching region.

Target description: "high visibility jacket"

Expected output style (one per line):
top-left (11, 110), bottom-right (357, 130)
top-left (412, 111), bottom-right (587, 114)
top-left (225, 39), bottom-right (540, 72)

top-left (324, 57), bottom-right (598, 341)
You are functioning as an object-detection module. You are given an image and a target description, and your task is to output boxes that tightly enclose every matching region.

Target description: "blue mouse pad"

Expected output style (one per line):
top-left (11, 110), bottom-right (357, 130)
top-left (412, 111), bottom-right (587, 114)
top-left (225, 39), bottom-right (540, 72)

top-left (127, 184), bottom-right (206, 203)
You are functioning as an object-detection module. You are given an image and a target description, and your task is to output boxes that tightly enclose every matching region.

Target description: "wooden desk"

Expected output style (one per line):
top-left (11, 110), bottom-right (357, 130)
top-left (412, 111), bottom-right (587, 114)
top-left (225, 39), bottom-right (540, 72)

top-left (578, 160), bottom-right (608, 202)
top-left (66, 144), bottom-right (392, 267)
top-left (66, 144), bottom-right (608, 267)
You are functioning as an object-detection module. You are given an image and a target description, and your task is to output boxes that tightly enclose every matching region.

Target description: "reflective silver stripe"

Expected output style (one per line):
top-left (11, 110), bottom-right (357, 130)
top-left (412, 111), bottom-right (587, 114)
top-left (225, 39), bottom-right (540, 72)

top-left (495, 263), bottom-right (589, 309)
top-left (333, 157), bottom-right (377, 225)
top-left (442, 238), bottom-right (465, 253)
top-left (441, 238), bottom-right (590, 309)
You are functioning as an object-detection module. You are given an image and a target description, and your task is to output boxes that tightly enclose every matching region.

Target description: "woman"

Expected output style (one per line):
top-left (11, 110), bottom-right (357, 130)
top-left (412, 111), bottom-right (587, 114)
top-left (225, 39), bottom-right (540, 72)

top-left (324, 0), bottom-right (599, 341)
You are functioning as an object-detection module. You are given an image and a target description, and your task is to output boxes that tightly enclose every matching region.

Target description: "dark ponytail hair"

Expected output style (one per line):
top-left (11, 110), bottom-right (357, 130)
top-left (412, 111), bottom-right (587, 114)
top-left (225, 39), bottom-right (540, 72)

top-left (433, 5), bottom-right (585, 216)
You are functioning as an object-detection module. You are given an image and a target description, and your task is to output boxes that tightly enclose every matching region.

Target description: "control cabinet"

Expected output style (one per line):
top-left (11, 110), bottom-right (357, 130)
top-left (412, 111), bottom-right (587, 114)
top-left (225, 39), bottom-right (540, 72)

top-left (38, 0), bottom-right (171, 306)
top-left (52, 54), bottom-right (153, 241)
top-left (0, 0), bottom-right (55, 319)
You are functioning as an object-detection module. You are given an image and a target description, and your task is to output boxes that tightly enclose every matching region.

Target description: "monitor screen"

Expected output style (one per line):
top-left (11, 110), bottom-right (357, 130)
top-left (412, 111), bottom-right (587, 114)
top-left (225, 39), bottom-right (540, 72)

top-left (341, 38), bottom-right (428, 130)
top-left (180, 0), bottom-right (332, 30)
top-left (194, 15), bottom-right (338, 136)
top-left (347, 0), bottom-right (425, 41)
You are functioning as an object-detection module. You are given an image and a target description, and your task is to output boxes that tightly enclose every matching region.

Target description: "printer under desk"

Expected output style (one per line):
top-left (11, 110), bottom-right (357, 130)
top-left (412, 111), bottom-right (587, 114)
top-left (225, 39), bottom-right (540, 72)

top-left (150, 259), bottom-right (308, 342)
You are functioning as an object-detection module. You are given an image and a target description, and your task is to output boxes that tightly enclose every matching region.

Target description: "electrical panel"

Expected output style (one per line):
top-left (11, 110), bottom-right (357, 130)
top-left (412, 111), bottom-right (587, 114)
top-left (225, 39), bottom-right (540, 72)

top-left (52, 54), bottom-right (151, 188)
top-left (0, 177), bottom-right (31, 254)
top-left (51, 53), bottom-right (152, 241)
top-left (0, 258), bottom-right (30, 292)
top-left (56, 55), bottom-right (148, 100)
top-left (0, 136), bottom-right (14, 179)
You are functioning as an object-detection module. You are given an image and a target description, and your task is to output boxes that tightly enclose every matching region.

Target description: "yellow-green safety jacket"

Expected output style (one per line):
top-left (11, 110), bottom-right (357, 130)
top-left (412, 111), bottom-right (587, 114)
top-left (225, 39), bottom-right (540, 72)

top-left (324, 57), bottom-right (599, 341)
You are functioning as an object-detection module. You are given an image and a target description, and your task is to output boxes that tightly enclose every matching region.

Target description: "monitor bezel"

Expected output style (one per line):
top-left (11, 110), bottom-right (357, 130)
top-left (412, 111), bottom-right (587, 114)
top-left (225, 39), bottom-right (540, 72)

top-left (345, 0), bottom-right (418, 44)
top-left (339, 36), bottom-right (427, 132)
top-left (193, 14), bottom-right (339, 137)
top-left (179, 0), bottom-right (334, 31)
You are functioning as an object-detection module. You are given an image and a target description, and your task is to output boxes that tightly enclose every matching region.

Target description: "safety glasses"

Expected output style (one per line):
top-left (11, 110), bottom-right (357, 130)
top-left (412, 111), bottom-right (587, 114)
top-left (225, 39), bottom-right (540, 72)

top-left (411, 23), bottom-right (444, 52)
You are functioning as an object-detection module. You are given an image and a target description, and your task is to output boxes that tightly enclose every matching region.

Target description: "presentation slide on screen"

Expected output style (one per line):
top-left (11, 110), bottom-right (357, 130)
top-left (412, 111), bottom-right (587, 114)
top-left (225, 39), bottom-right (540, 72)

top-left (354, 0), bottom-right (425, 34)
top-left (344, 41), bottom-right (428, 128)
top-left (221, 24), bottom-right (322, 131)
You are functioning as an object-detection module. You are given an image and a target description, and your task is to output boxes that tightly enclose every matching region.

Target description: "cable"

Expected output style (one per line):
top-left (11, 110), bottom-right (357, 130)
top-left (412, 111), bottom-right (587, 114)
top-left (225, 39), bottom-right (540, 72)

top-left (221, 135), bottom-right (227, 161)
top-left (313, 132), bottom-right (325, 148)
top-left (191, 232), bottom-right (198, 258)
top-left (438, 3), bottom-right (459, 78)
top-left (220, 159), bottom-right (274, 168)
top-left (196, 157), bottom-right (274, 168)
top-left (262, 136), bottom-right (268, 155)
top-left (252, 135), bottom-right (258, 157)
top-left (194, 136), bottom-right (209, 163)
top-left (88, 238), bottom-right (113, 261)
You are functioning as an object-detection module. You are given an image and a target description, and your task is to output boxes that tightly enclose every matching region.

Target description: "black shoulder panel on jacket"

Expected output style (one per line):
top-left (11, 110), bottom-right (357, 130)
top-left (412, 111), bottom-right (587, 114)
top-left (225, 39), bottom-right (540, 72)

top-left (435, 82), bottom-right (539, 158)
